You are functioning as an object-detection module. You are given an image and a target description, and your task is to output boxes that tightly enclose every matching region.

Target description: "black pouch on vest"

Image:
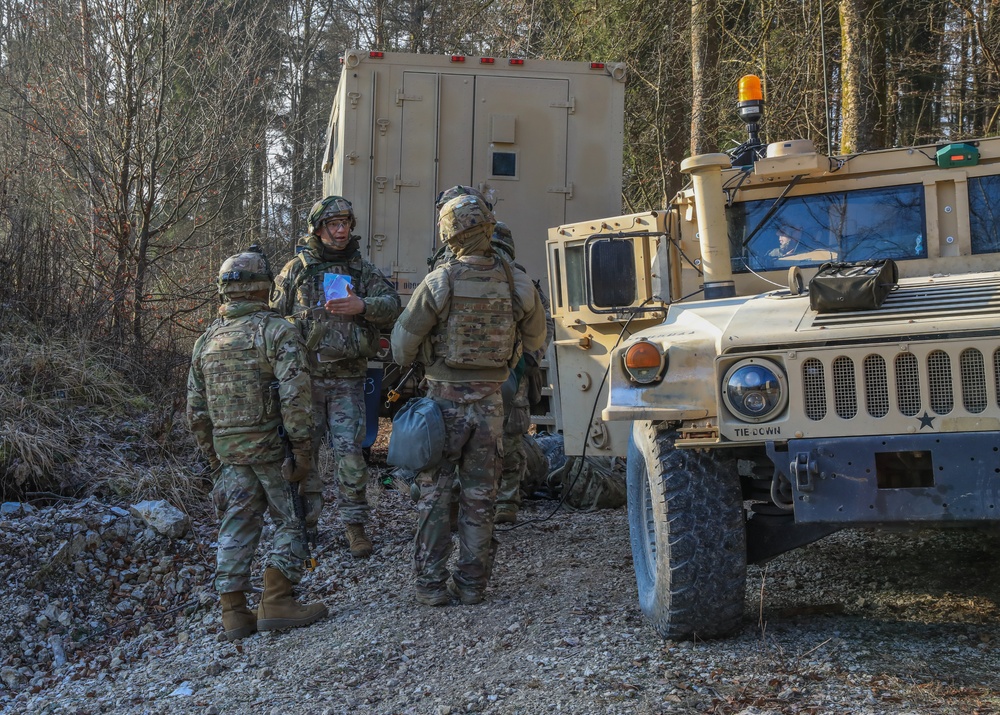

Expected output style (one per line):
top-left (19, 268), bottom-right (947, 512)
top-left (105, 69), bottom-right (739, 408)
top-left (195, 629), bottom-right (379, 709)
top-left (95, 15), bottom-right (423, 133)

top-left (809, 259), bottom-right (898, 313)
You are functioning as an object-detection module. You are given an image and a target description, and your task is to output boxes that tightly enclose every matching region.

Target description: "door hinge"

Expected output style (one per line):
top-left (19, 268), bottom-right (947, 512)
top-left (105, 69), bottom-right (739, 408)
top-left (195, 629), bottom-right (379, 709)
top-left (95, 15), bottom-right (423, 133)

top-left (393, 175), bottom-right (420, 192)
top-left (549, 96), bottom-right (575, 114)
top-left (395, 89), bottom-right (422, 106)
top-left (547, 183), bottom-right (574, 199)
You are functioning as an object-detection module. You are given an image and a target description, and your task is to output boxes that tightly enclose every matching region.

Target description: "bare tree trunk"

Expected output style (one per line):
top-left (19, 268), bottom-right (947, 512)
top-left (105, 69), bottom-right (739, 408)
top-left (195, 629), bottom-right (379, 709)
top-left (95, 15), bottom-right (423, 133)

top-left (690, 0), bottom-right (721, 155)
top-left (839, 0), bottom-right (888, 151)
top-left (79, 0), bottom-right (100, 296)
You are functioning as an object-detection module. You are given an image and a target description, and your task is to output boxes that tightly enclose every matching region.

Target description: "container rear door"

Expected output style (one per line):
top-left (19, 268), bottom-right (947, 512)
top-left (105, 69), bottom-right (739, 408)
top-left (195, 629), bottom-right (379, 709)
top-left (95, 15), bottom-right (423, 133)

top-left (394, 71), bottom-right (477, 297)
top-left (474, 76), bottom-right (569, 280)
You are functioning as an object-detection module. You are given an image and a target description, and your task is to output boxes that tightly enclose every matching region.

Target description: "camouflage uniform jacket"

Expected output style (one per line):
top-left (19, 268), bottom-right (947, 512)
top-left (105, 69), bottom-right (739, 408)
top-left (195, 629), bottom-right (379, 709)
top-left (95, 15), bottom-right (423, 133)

top-left (271, 239), bottom-right (401, 379)
top-left (187, 300), bottom-right (313, 465)
top-left (392, 254), bottom-right (547, 383)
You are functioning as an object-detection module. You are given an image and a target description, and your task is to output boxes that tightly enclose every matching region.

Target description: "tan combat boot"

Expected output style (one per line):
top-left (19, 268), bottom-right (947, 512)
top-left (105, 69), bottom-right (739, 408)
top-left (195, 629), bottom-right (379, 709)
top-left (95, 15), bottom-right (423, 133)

top-left (220, 591), bottom-right (257, 642)
top-left (256, 568), bottom-right (328, 632)
top-left (345, 523), bottom-right (373, 558)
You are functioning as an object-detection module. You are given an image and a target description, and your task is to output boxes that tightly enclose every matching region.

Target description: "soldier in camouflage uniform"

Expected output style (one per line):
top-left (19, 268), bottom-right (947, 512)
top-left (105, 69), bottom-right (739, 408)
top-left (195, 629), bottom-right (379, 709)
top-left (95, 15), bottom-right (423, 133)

top-left (391, 195), bottom-right (547, 606)
top-left (272, 196), bottom-right (401, 558)
top-left (187, 251), bottom-right (328, 642)
top-left (430, 208), bottom-right (556, 525)
top-left (490, 222), bottom-right (555, 524)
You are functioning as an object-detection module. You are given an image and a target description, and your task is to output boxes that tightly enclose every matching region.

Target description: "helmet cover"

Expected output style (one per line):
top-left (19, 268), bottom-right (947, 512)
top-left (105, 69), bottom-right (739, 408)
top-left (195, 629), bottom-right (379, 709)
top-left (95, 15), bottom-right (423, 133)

top-left (491, 221), bottom-right (515, 260)
top-left (308, 195), bottom-right (355, 234)
top-left (438, 195), bottom-right (496, 247)
top-left (217, 252), bottom-right (273, 295)
top-left (434, 185), bottom-right (493, 212)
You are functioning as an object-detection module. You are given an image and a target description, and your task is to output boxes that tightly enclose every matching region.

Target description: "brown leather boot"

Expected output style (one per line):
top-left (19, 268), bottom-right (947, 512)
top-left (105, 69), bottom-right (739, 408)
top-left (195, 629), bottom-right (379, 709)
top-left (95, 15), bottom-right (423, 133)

top-left (346, 523), bottom-right (373, 558)
top-left (220, 591), bottom-right (256, 642)
top-left (256, 568), bottom-right (328, 632)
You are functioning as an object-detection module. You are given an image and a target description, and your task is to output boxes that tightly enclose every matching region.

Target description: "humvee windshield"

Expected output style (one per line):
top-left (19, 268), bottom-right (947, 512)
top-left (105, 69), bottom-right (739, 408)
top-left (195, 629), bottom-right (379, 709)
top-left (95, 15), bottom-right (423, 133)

top-left (970, 174), bottom-right (1000, 253)
top-left (728, 184), bottom-right (927, 273)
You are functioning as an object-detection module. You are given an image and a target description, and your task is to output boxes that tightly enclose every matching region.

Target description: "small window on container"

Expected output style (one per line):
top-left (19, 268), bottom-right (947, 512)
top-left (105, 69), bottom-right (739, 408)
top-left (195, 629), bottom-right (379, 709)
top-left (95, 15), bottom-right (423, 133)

top-left (491, 151), bottom-right (517, 178)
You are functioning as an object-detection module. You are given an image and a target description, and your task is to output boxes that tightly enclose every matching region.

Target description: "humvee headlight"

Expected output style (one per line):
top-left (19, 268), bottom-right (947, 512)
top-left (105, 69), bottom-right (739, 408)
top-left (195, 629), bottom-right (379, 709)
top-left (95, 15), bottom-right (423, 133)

top-left (623, 339), bottom-right (666, 384)
top-left (722, 359), bottom-right (787, 422)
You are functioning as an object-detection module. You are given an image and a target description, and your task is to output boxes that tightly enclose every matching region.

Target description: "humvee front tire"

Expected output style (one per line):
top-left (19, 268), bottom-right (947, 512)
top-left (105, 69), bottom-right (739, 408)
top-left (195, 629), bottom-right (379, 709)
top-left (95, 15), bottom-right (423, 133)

top-left (627, 422), bottom-right (747, 639)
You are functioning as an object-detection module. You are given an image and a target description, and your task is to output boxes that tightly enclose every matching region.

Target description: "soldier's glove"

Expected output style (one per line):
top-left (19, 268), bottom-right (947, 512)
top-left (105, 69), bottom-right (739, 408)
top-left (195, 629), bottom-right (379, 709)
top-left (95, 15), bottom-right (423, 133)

top-left (286, 442), bottom-right (313, 483)
top-left (523, 354), bottom-right (545, 408)
top-left (208, 455), bottom-right (222, 473)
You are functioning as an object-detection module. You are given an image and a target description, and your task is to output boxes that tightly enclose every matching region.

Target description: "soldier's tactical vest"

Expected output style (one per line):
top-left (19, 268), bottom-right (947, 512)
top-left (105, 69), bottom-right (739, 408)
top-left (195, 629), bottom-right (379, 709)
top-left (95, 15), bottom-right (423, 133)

top-left (199, 313), bottom-right (281, 433)
top-left (434, 258), bottom-right (517, 369)
top-left (293, 256), bottom-right (378, 362)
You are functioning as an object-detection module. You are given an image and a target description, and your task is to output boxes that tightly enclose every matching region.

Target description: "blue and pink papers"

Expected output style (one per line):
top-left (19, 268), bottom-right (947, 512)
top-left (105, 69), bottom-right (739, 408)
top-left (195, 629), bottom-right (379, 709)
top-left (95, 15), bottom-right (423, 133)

top-left (322, 273), bottom-right (353, 303)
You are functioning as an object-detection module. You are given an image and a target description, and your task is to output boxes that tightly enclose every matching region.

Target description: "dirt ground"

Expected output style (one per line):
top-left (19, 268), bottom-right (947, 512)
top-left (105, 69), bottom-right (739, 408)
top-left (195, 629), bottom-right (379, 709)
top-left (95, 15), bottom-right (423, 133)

top-left (3, 426), bottom-right (1000, 715)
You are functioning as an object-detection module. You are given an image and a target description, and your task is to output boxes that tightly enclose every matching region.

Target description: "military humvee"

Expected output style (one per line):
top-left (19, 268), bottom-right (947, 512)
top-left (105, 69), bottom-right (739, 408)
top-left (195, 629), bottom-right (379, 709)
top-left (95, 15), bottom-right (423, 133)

top-left (546, 81), bottom-right (1000, 638)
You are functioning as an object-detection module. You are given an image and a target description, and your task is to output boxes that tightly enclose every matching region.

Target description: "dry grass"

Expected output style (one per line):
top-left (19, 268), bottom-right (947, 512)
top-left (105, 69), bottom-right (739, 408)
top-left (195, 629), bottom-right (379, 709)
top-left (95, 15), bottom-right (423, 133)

top-left (0, 329), bottom-right (209, 511)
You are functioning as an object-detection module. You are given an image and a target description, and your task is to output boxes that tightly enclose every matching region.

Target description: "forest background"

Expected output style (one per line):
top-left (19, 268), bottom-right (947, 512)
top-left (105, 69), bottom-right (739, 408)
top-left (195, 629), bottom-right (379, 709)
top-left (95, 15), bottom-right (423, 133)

top-left (0, 0), bottom-right (998, 503)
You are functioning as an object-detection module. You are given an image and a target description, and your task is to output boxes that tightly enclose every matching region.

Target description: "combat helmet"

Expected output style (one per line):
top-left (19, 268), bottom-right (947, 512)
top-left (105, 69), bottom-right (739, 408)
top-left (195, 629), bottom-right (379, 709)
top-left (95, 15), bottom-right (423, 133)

top-left (308, 195), bottom-right (355, 234)
top-left (491, 222), bottom-right (515, 260)
top-left (217, 251), bottom-right (273, 297)
top-left (438, 194), bottom-right (496, 247)
top-left (434, 185), bottom-right (493, 212)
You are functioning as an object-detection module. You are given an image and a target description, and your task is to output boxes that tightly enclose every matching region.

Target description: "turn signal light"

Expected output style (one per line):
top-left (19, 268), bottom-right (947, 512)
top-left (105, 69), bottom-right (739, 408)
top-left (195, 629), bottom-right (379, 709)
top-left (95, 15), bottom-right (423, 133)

top-left (623, 340), bottom-right (666, 384)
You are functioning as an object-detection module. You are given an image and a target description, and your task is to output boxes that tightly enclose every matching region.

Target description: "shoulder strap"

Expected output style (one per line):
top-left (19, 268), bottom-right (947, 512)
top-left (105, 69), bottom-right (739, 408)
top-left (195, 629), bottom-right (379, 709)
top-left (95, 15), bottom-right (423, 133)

top-left (497, 257), bottom-right (518, 318)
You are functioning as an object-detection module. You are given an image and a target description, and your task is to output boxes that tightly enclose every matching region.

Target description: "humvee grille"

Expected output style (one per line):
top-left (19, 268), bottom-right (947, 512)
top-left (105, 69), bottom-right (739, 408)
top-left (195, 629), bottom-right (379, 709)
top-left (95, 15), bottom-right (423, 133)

top-left (962, 348), bottom-right (988, 412)
top-left (863, 355), bottom-right (889, 417)
top-left (800, 342), bottom-right (1000, 422)
top-left (802, 358), bottom-right (825, 420)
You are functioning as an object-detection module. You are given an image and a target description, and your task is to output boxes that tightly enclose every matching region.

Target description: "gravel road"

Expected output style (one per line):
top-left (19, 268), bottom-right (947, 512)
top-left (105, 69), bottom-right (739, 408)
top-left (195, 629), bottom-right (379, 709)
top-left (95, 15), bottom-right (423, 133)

top-left (3, 450), bottom-right (1000, 715)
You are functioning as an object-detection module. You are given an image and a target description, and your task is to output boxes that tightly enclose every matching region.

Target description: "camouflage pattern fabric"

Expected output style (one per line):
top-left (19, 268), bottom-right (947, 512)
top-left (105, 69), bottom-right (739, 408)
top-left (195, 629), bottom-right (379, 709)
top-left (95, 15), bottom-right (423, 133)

top-left (438, 195), bottom-right (495, 258)
top-left (520, 433), bottom-right (550, 497)
top-left (186, 298), bottom-right (315, 592)
top-left (434, 185), bottom-right (490, 212)
top-left (413, 384), bottom-right (504, 601)
top-left (549, 456), bottom-right (628, 510)
top-left (212, 461), bottom-right (313, 591)
top-left (393, 255), bottom-right (547, 385)
top-left (312, 375), bottom-right (370, 525)
top-left (308, 195), bottom-right (355, 233)
top-left (393, 213), bottom-right (547, 603)
top-left (436, 258), bottom-right (516, 369)
top-left (496, 377), bottom-right (530, 514)
top-left (271, 238), bottom-right (401, 380)
top-left (187, 300), bottom-right (313, 464)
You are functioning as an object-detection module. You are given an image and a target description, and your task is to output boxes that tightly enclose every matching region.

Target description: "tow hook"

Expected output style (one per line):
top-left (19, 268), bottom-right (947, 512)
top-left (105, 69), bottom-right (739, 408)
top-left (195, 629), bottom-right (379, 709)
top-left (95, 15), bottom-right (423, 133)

top-left (790, 452), bottom-right (818, 492)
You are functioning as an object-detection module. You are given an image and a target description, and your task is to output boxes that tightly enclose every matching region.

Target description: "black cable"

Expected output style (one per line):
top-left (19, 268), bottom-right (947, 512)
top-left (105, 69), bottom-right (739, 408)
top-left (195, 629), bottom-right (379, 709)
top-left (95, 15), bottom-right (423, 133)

top-left (498, 297), bottom-right (658, 531)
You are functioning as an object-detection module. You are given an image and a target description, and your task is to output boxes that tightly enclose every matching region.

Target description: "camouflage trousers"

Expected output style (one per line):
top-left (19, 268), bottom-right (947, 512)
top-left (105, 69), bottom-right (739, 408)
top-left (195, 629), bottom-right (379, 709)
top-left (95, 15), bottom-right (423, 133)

top-left (413, 387), bottom-right (503, 600)
top-left (496, 377), bottom-right (530, 513)
top-left (313, 376), bottom-right (369, 525)
top-left (212, 461), bottom-right (314, 593)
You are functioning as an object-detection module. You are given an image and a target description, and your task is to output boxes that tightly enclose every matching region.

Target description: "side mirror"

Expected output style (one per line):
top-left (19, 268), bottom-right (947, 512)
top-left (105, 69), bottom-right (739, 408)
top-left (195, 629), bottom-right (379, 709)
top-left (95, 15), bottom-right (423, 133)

top-left (585, 233), bottom-right (664, 315)
top-left (587, 238), bottom-right (637, 310)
